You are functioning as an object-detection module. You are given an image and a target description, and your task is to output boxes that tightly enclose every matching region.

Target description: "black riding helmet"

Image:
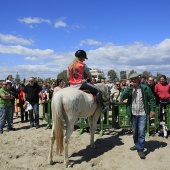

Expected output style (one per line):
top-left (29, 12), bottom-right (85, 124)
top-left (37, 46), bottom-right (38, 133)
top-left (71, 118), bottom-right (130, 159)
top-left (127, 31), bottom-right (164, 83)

top-left (75, 50), bottom-right (88, 59)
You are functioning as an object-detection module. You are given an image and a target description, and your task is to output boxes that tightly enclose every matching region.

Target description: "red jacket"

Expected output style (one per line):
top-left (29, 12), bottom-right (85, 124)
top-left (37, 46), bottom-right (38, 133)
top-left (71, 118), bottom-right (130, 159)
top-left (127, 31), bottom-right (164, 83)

top-left (18, 89), bottom-right (24, 103)
top-left (68, 62), bottom-right (87, 85)
top-left (154, 83), bottom-right (170, 102)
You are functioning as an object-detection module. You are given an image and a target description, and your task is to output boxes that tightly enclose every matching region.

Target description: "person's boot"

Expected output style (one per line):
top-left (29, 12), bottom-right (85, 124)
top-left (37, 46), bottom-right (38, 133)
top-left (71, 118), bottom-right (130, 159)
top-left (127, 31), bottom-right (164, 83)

top-left (96, 91), bottom-right (107, 113)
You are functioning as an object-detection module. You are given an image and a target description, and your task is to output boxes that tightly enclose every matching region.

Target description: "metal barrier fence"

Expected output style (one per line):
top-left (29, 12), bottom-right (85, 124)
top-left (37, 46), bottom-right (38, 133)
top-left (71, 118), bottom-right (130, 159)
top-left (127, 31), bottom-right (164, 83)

top-left (42, 100), bottom-right (170, 139)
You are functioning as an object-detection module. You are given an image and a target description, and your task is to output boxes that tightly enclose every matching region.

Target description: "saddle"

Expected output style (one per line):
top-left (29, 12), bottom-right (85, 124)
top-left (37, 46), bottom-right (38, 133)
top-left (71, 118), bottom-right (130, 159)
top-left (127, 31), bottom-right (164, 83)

top-left (80, 89), bottom-right (91, 94)
top-left (79, 82), bottom-right (98, 102)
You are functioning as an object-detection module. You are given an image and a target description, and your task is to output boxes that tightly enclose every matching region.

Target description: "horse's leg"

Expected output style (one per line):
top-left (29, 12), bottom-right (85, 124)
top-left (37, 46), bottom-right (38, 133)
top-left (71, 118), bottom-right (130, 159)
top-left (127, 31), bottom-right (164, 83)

top-left (48, 126), bottom-right (55, 165)
top-left (64, 124), bottom-right (74, 168)
top-left (88, 116), bottom-right (95, 148)
top-left (89, 109), bottom-right (100, 148)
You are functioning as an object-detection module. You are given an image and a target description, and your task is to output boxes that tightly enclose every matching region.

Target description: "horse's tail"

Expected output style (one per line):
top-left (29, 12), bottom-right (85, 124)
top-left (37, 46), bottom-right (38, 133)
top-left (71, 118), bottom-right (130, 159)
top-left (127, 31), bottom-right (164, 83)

top-left (52, 93), bottom-right (64, 155)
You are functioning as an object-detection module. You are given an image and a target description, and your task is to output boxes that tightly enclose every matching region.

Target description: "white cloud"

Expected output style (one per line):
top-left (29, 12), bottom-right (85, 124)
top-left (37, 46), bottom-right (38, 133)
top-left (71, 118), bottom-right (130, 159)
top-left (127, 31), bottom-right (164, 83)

top-left (0, 34), bottom-right (34, 45)
top-left (18, 17), bottom-right (51, 25)
top-left (0, 44), bottom-right (55, 59)
top-left (0, 39), bottom-right (170, 80)
top-left (70, 25), bottom-right (80, 29)
top-left (54, 21), bottom-right (67, 28)
top-left (86, 39), bottom-right (170, 77)
top-left (29, 25), bottom-right (34, 29)
top-left (24, 56), bottom-right (37, 61)
top-left (80, 39), bottom-right (102, 46)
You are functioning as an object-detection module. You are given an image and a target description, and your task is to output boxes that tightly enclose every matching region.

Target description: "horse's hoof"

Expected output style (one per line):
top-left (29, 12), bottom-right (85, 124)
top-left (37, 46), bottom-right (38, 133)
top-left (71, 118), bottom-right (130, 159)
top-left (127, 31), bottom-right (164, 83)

top-left (65, 162), bottom-right (72, 168)
top-left (48, 160), bottom-right (53, 165)
top-left (66, 163), bottom-right (72, 168)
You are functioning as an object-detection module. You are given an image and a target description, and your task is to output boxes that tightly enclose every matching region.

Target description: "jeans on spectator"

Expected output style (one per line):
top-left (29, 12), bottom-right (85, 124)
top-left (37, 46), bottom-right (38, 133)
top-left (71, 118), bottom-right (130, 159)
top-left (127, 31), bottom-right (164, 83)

top-left (0, 106), bottom-right (12, 131)
top-left (5, 106), bottom-right (13, 129)
top-left (19, 102), bottom-right (28, 122)
top-left (29, 102), bottom-right (39, 126)
top-left (11, 104), bottom-right (14, 123)
top-left (131, 115), bottom-right (146, 151)
top-left (0, 108), bottom-right (6, 132)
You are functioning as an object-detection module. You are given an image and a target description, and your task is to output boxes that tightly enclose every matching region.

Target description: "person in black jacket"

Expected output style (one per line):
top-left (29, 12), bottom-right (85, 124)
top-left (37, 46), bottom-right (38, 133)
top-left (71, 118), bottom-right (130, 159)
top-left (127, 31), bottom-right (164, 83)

top-left (23, 77), bottom-right (43, 129)
top-left (147, 76), bottom-right (158, 105)
top-left (6, 81), bottom-right (18, 124)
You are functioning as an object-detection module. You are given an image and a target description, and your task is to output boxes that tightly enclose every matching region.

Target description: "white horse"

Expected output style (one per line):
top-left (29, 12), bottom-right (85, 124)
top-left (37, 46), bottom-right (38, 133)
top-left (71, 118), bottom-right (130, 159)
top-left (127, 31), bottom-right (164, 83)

top-left (48, 83), bottom-right (110, 167)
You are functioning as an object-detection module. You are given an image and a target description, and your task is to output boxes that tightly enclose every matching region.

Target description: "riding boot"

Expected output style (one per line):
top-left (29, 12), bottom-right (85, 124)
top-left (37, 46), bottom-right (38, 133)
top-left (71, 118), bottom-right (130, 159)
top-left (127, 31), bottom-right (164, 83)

top-left (96, 91), bottom-right (107, 113)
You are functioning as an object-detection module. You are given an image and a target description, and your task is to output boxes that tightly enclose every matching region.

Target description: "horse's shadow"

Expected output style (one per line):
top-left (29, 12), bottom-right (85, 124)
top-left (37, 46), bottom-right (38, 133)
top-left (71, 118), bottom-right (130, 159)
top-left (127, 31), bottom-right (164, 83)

top-left (144, 140), bottom-right (167, 156)
top-left (69, 133), bottom-right (124, 166)
top-left (68, 129), bottom-right (168, 166)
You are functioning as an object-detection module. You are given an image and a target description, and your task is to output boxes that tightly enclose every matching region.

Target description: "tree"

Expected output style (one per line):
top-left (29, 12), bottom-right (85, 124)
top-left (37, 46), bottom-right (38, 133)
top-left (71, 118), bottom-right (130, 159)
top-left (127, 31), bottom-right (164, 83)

top-left (155, 72), bottom-right (162, 81)
top-left (107, 70), bottom-right (118, 82)
top-left (128, 69), bottom-right (137, 79)
top-left (141, 71), bottom-right (152, 79)
top-left (23, 78), bottom-right (26, 84)
top-left (14, 72), bottom-right (20, 83)
top-left (44, 77), bottom-right (52, 83)
top-left (36, 77), bottom-right (44, 83)
top-left (57, 70), bottom-right (67, 81)
top-left (120, 71), bottom-right (127, 80)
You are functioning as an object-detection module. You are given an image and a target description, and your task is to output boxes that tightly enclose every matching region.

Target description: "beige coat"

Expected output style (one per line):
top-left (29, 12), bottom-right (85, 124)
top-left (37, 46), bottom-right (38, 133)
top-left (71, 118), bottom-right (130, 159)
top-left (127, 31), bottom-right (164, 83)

top-left (110, 86), bottom-right (122, 102)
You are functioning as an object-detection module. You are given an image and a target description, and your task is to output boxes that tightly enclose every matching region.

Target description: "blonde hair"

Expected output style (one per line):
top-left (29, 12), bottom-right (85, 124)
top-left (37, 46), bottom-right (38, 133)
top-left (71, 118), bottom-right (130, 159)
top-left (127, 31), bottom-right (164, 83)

top-left (69, 57), bottom-right (82, 70)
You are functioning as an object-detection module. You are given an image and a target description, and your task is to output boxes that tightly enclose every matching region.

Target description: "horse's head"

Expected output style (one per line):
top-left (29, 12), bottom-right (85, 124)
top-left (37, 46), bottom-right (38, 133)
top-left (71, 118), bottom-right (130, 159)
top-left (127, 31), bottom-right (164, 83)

top-left (95, 83), bottom-right (110, 102)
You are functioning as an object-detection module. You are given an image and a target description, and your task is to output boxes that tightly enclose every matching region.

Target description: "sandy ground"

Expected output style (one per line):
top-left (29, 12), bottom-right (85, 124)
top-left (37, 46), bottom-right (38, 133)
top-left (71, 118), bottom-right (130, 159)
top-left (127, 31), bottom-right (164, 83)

top-left (0, 111), bottom-right (170, 170)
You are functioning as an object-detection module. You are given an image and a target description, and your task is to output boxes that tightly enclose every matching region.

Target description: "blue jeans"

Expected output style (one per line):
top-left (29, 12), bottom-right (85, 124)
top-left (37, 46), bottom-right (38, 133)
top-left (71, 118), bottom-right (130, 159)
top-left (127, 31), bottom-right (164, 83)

top-left (29, 103), bottom-right (39, 126)
top-left (131, 115), bottom-right (146, 151)
top-left (11, 104), bottom-right (14, 123)
top-left (0, 106), bottom-right (12, 131)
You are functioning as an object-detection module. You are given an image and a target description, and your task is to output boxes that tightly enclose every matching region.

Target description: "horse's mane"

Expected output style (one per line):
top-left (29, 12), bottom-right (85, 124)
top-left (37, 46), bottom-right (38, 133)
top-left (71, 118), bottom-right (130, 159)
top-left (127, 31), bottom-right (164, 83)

top-left (94, 83), bottom-right (105, 90)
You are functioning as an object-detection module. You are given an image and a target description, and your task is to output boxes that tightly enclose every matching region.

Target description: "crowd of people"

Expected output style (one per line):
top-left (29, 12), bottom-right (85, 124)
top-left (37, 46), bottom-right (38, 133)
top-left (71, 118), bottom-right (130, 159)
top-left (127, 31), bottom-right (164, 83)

top-left (0, 49), bottom-right (170, 161)
top-left (0, 74), bottom-right (67, 134)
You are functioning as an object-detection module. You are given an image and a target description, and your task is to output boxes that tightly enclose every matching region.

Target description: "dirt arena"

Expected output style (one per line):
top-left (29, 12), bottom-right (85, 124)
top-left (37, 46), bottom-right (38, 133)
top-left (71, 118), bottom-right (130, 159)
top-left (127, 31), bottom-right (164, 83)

top-left (0, 112), bottom-right (170, 170)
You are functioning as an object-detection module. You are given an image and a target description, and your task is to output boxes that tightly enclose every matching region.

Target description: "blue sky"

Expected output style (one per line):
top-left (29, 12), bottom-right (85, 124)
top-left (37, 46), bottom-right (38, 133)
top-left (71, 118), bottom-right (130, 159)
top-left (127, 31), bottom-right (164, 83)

top-left (0, 0), bottom-right (170, 80)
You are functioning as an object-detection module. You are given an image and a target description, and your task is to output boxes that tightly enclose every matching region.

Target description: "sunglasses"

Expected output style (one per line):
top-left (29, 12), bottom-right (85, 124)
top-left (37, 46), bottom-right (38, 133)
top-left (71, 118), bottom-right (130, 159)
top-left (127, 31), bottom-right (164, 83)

top-left (3, 84), bottom-right (7, 85)
top-left (130, 79), bottom-right (137, 82)
top-left (116, 84), bottom-right (120, 86)
top-left (52, 84), bottom-right (56, 85)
